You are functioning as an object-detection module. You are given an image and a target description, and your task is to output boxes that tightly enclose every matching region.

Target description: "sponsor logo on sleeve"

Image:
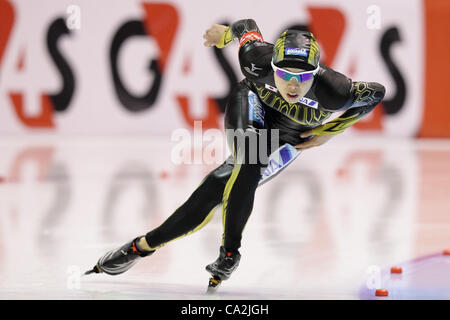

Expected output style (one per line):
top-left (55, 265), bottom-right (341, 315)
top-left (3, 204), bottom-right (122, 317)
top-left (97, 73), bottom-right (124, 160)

top-left (259, 144), bottom-right (299, 185)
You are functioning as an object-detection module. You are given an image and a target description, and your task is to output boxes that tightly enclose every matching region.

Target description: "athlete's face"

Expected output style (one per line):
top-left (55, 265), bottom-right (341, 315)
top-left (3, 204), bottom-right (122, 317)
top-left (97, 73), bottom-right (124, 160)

top-left (274, 67), bottom-right (314, 104)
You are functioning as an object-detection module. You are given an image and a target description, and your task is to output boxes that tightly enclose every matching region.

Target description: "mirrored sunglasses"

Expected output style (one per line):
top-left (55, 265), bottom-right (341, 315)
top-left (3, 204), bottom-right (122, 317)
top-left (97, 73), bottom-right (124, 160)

top-left (271, 61), bottom-right (319, 83)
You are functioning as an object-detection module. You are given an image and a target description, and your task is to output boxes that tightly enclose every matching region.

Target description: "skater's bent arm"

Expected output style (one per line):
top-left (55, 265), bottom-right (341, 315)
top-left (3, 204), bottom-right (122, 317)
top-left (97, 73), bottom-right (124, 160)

top-left (311, 81), bottom-right (386, 135)
top-left (296, 80), bottom-right (385, 150)
top-left (203, 19), bottom-right (263, 48)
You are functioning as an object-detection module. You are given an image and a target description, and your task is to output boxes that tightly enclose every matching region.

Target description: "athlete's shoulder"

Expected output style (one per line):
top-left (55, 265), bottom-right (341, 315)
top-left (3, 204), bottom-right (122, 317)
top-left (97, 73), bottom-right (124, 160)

top-left (238, 41), bottom-right (274, 82)
top-left (313, 64), bottom-right (353, 111)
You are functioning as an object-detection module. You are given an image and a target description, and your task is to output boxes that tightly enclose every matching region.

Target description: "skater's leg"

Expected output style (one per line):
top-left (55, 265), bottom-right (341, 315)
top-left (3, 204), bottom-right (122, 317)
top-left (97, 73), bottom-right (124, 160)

top-left (142, 159), bottom-right (234, 250)
top-left (87, 159), bottom-right (234, 276)
top-left (221, 137), bottom-right (264, 251)
top-left (220, 81), bottom-right (270, 252)
top-left (205, 136), bottom-right (264, 281)
top-left (205, 81), bottom-right (270, 284)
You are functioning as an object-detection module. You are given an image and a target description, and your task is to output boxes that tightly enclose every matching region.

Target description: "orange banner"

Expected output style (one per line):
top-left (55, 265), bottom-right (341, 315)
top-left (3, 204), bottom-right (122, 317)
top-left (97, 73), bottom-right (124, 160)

top-left (418, 0), bottom-right (450, 137)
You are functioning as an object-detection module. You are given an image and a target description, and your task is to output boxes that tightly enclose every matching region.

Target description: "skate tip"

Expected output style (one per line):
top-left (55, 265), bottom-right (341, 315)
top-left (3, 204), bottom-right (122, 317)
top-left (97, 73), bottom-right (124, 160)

top-left (83, 265), bottom-right (101, 276)
top-left (206, 287), bottom-right (218, 295)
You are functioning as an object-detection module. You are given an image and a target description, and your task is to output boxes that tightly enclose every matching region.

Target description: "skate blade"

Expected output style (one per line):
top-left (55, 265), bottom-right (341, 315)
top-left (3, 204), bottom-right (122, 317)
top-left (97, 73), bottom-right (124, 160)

top-left (206, 276), bottom-right (222, 294)
top-left (83, 265), bottom-right (101, 276)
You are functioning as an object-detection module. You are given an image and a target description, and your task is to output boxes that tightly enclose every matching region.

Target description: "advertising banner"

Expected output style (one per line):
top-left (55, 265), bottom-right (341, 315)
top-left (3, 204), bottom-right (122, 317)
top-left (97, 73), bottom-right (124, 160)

top-left (0, 0), bottom-right (449, 136)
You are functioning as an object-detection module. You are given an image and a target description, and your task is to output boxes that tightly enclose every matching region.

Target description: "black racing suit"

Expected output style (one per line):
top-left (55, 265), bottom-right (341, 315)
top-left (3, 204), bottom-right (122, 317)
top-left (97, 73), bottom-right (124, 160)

top-left (144, 19), bottom-right (386, 253)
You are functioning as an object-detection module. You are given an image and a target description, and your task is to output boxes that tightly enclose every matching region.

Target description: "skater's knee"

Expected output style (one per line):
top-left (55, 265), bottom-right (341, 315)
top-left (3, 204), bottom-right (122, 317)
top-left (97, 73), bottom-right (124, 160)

top-left (207, 161), bottom-right (234, 185)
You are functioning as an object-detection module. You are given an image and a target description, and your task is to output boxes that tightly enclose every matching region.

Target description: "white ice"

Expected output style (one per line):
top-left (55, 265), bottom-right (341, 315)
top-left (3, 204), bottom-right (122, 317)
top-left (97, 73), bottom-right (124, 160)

top-left (0, 135), bottom-right (449, 299)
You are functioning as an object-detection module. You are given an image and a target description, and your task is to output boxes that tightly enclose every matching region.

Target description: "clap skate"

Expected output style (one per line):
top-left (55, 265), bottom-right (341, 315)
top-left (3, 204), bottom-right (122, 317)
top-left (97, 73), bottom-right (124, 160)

top-left (205, 246), bottom-right (241, 293)
top-left (84, 237), bottom-right (154, 276)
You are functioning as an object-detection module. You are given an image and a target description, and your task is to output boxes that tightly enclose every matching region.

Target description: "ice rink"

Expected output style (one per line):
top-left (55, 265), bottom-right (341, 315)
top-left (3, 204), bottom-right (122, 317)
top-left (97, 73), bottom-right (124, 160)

top-left (0, 135), bottom-right (449, 300)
